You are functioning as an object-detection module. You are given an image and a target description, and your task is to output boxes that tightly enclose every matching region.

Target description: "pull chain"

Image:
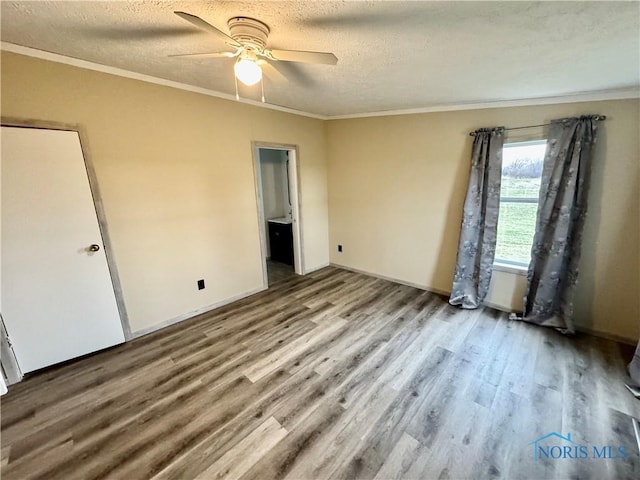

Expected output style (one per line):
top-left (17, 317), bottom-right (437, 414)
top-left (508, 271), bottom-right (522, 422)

top-left (261, 76), bottom-right (265, 103)
top-left (234, 74), bottom-right (240, 101)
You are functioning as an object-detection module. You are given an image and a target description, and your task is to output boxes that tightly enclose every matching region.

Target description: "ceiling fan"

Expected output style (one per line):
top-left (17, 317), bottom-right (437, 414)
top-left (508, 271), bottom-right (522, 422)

top-left (171, 11), bottom-right (338, 98)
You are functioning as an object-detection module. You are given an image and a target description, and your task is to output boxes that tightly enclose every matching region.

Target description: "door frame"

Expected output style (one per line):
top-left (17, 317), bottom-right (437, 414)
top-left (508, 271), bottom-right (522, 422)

top-left (1, 313), bottom-right (22, 385)
top-left (251, 141), bottom-right (305, 287)
top-left (1, 117), bottom-right (132, 341)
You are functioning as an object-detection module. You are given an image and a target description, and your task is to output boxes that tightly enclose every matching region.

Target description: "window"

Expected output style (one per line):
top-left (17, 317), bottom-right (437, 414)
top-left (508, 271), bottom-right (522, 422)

top-left (494, 140), bottom-right (547, 268)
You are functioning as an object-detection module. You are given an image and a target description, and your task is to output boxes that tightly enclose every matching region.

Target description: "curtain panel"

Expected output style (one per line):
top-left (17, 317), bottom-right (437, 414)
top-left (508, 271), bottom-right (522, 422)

top-left (514, 115), bottom-right (601, 333)
top-left (449, 127), bottom-right (504, 309)
top-left (631, 343), bottom-right (640, 385)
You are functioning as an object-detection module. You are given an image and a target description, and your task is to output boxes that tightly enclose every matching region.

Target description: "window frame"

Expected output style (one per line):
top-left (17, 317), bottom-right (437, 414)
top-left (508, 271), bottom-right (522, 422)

top-left (494, 139), bottom-right (547, 270)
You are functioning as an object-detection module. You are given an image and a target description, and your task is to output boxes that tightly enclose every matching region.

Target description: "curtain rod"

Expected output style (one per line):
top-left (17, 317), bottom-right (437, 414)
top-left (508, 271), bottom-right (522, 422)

top-left (468, 115), bottom-right (607, 136)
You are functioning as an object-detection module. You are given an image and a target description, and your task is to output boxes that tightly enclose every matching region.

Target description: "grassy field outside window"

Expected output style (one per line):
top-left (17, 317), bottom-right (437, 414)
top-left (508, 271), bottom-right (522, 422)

top-left (495, 141), bottom-right (546, 266)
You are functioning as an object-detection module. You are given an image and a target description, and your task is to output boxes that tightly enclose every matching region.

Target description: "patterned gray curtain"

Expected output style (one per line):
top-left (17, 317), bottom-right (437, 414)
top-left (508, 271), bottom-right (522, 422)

top-left (514, 115), bottom-right (601, 333)
top-left (630, 343), bottom-right (640, 385)
top-left (449, 127), bottom-right (504, 309)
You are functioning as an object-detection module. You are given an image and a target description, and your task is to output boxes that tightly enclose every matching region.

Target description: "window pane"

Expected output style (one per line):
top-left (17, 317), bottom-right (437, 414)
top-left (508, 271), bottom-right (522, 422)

top-left (496, 140), bottom-right (546, 266)
top-left (495, 202), bottom-right (538, 265)
top-left (501, 177), bottom-right (541, 198)
top-left (501, 141), bottom-right (546, 198)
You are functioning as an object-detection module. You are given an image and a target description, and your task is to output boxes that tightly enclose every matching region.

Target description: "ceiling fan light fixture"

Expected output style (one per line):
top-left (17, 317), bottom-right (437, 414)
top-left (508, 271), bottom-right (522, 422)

top-left (234, 58), bottom-right (262, 86)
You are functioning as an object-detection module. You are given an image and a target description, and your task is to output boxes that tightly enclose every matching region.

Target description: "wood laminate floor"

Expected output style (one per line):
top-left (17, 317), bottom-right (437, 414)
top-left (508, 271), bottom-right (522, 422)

top-left (267, 260), bottom-right (296, 286)
top-left (1, 267), bottom-right (638, 480)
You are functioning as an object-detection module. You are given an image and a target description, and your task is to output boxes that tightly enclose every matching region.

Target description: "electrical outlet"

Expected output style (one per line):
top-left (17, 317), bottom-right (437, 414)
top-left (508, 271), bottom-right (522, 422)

top-left (338, 244), bottom-right (343, 252)
top-left (197, 279), bottom-right (205, 290)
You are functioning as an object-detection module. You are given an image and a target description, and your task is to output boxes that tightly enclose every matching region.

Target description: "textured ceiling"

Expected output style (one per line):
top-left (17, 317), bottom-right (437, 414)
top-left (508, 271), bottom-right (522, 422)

top-left (1, 1), bottom-right (639, 116)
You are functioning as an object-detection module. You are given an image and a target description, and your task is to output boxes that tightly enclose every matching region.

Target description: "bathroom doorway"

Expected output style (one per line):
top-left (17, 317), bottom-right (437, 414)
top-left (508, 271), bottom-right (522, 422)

top-left (253, 143), bottom-right (303, 287)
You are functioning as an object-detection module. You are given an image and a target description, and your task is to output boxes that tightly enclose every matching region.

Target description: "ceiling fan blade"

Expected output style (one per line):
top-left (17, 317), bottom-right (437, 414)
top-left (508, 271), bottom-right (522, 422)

top-left (74, 25), bottom-right (204, 41)
top-left (169, 51), bottom-right (238, 59)
top-left (174, 11), bottom-right (241, 47)
top-left (259, 60), bottom-right (288, 84)
top-left (263, 59), bottom-right (318, 87)
top-left (268, 49), bottom-right (338, 65)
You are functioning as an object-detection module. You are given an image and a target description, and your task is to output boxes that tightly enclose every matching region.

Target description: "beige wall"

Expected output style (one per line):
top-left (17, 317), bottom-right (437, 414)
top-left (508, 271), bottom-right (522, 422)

top-left (1, 52), bottom-right (329, 334)
top-left (327, 99), bottom-right (640, 342)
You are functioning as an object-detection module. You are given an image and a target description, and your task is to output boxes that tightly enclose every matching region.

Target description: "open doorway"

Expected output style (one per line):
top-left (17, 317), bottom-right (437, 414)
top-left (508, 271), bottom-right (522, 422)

top-left (253, 143), bottom-right (304, 287)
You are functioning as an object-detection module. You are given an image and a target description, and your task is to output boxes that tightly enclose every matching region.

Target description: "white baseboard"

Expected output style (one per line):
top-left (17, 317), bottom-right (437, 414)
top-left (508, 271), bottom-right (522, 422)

top-left (130, 263), bottom-right (333, 340)
top-left (128, 262), bottom-right (636, 346)
top-left (329, 263), bottom-right (637, 345)
top-left (329, 262), bottom-right (449, 297)
top-left (304, 262), bottom-right (331, 275)
top-left (574, 325), bottom-right (637, 346)
top-left (131, 285), bottom-right (266, 339)
top-left (331, 264), bottom-right (523, 315)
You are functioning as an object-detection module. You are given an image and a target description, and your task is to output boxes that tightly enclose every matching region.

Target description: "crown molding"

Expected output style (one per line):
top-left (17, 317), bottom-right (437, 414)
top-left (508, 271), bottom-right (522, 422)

top-left (0, 42), bottom-right (327, 120)
top-left (3, 42), bottom-right (638, 121)
top-left (326, 87), bottom-right (640, 120)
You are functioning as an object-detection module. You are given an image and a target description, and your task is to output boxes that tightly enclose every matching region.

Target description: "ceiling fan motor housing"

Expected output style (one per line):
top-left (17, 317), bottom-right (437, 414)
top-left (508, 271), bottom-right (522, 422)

top-left (227, 17), bottom-right (270, 51)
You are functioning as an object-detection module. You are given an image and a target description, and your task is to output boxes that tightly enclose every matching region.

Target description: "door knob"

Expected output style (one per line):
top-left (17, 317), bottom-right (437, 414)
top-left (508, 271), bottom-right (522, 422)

top-left (88, 244), bottom-right (101, 252)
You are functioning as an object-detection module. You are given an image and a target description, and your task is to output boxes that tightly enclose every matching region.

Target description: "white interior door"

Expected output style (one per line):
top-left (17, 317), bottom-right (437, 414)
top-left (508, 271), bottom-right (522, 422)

top-left (1, 126), bottom-right (124, 373)
top-left (286, 149), bottom-right (304, 275)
